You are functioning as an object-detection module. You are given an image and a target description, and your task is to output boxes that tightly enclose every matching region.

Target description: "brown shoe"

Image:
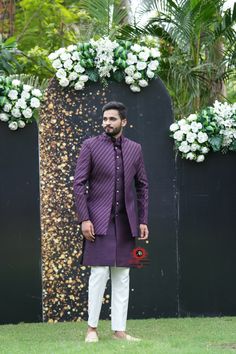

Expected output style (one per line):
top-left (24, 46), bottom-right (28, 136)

top-left (85, 331), bottom-right (99, 343)
top-left (112, 333), bottom-right (141, 341)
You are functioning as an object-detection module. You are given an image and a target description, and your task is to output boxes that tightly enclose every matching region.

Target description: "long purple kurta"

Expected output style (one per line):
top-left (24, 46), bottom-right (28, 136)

top-left (80, 135), bottom-right (135, 267)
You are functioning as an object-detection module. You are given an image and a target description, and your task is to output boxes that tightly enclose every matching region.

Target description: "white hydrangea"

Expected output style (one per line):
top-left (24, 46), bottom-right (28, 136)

top-left (146, 70), bottom-right (154, 79)
top-left (56, 68), bottom-right (67, 79)
top-left (52, 59), bottom-right (62, 69)
top-left (196, 155), bottom-right (205, 162)
top-left (131, 44), bottom-right (142, 53)
top-left (12, 79), bottom-right (21, 86)
top-left (23, 84), bottom-right (32, 92)
top-left (30, 97), bottom-right (40, 108)
top-left (11, 108), bottom-right (21, 118)
top-left (21, 91), bottom-right (31, 100)
top-left (15, 98), bottom-right (27, 109)
top-left (180, 124), bottom-right (191, 133)
top-left (197, 131), bottom-right (208, 143)
top-left (3, 103), bottom-right (12, 112)
top-left (8, 89), bottom-right (18, 100)
top-left (186, 132), bottom-right (197, 143)
top-left (0, 113), bottom-right (9, 122)
top-left (125, 65), bottom-right (135, 76)
top-left (148, 60), bottom-right (158, 71)
top-left (187, 113), bottom-right (197, 122)
top-left (186, 152), bottom-right (195, 160)
top-left (32, 89), bottom-right (42, 97)
top-left (22, 108), bottom-right (33, 119)
top-left (136, 61), bottom-right (147, 71)
top-left (59, 78), bottom-right (70, 87)
top-left (150, 48), bottom-right (160, 58)
top-left (18, 120), bottom-right (26, 128)
top-left (63, 59), bottom-right (73, 69)
top-left (130, 85), bottom-right (141, 92)
top-left (127, 53), bottom-right (138, 65)
top-left (173, 130), bottom-right (184, 142)
top-left (133, 72), bottom-right (142, 80)
top-left (68, 72), bottom-right (79, 81)
top-left (169, 123), bottom-right (179, 132)
top-left (125, 76), bottom-right (135, 84)
top-left (138, 51), bottom-right (150, 62)
top-left (9, 121), bottom-right (18, 130)
top-left (74, 82), bottom-right (85, 90)
top-left (139, 79), bottom-right (148, 87)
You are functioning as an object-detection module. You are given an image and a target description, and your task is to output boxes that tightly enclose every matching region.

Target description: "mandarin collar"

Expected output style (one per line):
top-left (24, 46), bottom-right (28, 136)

top-left (102, 132), bottom-right (124, 144)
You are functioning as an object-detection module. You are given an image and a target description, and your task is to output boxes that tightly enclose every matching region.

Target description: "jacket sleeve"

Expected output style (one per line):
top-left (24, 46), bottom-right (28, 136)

top-left (134, 145), bottom-right (149, 225)
top-left (73, 140), bottom-right (92, 224)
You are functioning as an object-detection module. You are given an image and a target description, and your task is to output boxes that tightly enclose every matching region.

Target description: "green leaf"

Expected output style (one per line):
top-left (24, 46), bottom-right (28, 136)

top-left (86, 69), bottom-right (99, 82)
top-left (112, 70), bottom-right (125, 82)
top-left (208, 135), bottom-right (223, 152)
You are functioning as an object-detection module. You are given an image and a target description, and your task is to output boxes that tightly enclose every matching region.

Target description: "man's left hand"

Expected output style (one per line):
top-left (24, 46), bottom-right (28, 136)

top-left (138, 224), bottom-right (149, 240)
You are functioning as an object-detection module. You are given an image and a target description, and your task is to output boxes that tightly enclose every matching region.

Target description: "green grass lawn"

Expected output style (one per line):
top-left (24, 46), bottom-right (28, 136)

top-left (1, 317), bottom-right (236, 354)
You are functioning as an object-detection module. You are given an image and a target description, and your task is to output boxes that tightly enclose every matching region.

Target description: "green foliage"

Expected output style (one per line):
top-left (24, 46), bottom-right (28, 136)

top-left (0, 36), bottom-right (22, 75)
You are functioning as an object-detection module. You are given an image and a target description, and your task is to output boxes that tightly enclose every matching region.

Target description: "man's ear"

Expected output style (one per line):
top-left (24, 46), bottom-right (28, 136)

top-left (122, 119), bottom-right (127, 127)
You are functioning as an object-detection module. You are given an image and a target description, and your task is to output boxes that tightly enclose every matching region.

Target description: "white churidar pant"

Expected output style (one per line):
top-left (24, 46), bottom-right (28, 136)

top-left (87, 266), bottom-right (130, 331)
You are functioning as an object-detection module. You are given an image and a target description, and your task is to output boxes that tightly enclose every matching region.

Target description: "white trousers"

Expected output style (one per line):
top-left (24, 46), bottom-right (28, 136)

top-left (87, 266), bottom-right (130, 331)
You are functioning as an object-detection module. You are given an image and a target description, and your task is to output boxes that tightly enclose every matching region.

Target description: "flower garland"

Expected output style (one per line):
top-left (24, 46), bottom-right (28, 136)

top-left (169, 101), bottom-right (236, 162)
top-left (0, 76), bottom-right (43, 130)
top-left (48, 37), bottom-right (161, 92)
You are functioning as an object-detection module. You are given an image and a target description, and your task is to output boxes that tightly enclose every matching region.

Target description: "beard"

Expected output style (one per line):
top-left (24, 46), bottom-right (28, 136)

top-left (104, 124), bottom-right (122, 137)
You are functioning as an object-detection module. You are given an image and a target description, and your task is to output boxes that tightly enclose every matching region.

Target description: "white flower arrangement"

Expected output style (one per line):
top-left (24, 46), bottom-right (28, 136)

top-left (0, 76), bottom-right (43, 130)
top-left (48, 37), bottom-right (161, 93)
top-left (170, 101), bottom-right (236, 162)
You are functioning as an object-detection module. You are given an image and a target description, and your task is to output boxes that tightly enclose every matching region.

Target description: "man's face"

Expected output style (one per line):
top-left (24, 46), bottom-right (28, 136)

top-left (102, 109), bottom-right (127, 137)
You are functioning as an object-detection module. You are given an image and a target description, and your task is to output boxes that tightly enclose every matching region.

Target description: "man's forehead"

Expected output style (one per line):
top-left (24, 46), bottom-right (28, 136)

top-left (103, 109), bottom-right (120, 117)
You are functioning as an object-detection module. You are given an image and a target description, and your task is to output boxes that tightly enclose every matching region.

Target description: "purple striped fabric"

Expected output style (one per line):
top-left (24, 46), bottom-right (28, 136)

top-left (73, 132), bottom-right (148, 237)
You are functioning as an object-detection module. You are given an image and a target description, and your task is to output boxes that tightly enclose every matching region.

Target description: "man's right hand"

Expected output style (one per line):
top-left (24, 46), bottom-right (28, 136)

top-left (81, 220), bottom-right (95, 242)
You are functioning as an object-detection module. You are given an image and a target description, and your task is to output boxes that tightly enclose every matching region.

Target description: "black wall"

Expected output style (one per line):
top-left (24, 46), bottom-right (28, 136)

top-left (0, 77), bottom-right (236, 324)
top-left (0, 121), bottom-right (42, 324)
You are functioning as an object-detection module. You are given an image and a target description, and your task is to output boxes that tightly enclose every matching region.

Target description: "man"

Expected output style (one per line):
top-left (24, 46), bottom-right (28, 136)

top-left (73, 101), bottom-right (149, 342)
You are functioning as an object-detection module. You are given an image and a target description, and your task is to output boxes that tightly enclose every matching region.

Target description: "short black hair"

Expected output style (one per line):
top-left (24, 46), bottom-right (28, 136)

top-left (102, 101), bottom-right (127, 120)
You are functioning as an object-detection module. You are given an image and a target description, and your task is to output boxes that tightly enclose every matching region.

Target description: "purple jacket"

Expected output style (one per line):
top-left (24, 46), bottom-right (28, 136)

top-left (73, 132), bottom-right (148, 237)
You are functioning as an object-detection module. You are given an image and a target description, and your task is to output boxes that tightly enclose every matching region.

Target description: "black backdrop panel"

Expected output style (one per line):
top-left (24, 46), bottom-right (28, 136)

top-left (0, 121), bottom-right (42, 324)
top-left (178, 152), bottom-right (236, 316)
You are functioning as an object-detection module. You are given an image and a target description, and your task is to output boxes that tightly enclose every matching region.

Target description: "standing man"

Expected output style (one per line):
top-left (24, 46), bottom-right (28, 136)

top-left (73, 101), bottom-right (149, 342)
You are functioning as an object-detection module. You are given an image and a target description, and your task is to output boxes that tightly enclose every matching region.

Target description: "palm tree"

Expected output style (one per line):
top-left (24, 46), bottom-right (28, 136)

top-left (119, 0), bottom-right (236, 116)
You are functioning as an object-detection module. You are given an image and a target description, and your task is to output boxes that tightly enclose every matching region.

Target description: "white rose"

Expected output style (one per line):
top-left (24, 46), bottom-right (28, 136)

top-left (133, 72), bottom-right (142, 80)
top-left (32, 89), bottom-right (42, 97)
top-left (139, 79), bottom-right (148, 87)
top-left (0, 113), bottom-right (9, 122)
top-left (8, 90), bottom-right (18, 100)
top-left (148, 60), bottom-right (158, 71)
top-left (125, 76), bottom-right (134, 84)
top-left (30, 97), bottom-right (40, 108)
top-left (186, 132), bottom-right (196, 143)
top-left (15, 98), bottom-right (27, 109)
top-left (57, 48), bottom-right (66, 55)
top-left (11, 108), bottom-right (21, 118)
top-left (196, 155), bottom-right (205, 162)
top-left (52, 59), bottom-right (62, 69)
top-left (63, 59), bottom-right (73, 69)
top-left (59, 78), bottom-right (70, 87)
top-left (170, 123), bottom-right (179, 132)
top-left (12, 79), bottom-right (21, 86)
top-left (201, 146), bottom-right (209, 154)
top-left (187, 113), bottom-right (197, 122)
top-left (191, 121), bottom-right (201, 133)
top-left (48, 52), bottom-right (58, 61)
top-left (136, 61), bottom-right (147, 71)
top-left (131, 44), bottom-right (142, 52)
top-left (146, 70), bottom-right (154, 79)
top-left (68, 72), bottom-right (78, 81)
top-left (56, 68), bottom-right (67, 79)
top-left (74, 64), bottom-right (85, 73)
top-left (22, 107), bottom-right (33, 119)
top-left (74, 82), bottom-right (84, 90)
top-left (9, 121), bottom-right (18, 130)
top-left (71, 51), bottom-right (80, 61)
top-left (125, 65), bottom-right (135, 76)
top-left (173, 130), bottom-right (184, 142)
top-left (130, 85), bottom-right (141, 92)
top-left (191, 143), bottom-right (200, 151)
top-left (3, 103), bottom-right (12, 112)
top-left (18, 120), bottom-right (26, 128)
top-left (23, 85), bottom-right (32, 92)
top-left (67, 45), bottom-right (77, 52)
top-left (186, 152), bottom-right (195, 160)
top-left (178, 118), bottom-right (187, 126)
top-left (21, 91), bottom-right (31, 100)
top-left (150, 48), bottom-right (160, 58)
top-left (138, 51), bottom-right (149, 62)
top-left (197, 131), bottom-right (208, 143)
top-left (180, 124), bottom-right (191, 133)
top-left (127, 53), bottom-right (138, 65)
top-left (79, 75), bottom-right (89, 82)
